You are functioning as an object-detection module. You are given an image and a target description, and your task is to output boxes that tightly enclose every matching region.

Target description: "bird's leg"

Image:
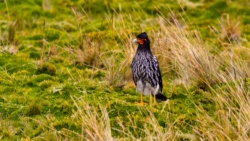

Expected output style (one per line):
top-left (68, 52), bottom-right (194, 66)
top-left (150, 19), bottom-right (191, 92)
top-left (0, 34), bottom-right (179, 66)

top-left (135, 94), bottom-right (146, 106)
top-left (150, 94), bottom-right (152, 109)
top-left (154, 94), bottom-right (156, 105)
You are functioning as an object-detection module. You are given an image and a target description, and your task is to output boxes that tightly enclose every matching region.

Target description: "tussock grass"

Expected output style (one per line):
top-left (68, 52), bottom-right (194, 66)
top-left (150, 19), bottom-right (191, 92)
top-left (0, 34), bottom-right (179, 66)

top-left (69, 96), bottom-right (185, 141)
top-left (155, 20), bottom-right (220, 87)
top-left (220, 13), bottom-right (241, 42)
top-left (194, 78), bottom-right (250, 140)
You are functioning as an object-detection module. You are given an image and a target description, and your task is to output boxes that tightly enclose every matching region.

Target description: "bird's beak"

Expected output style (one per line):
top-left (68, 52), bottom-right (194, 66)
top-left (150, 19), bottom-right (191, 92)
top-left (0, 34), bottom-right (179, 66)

top-left (133, 38), bottom-right (138, 43)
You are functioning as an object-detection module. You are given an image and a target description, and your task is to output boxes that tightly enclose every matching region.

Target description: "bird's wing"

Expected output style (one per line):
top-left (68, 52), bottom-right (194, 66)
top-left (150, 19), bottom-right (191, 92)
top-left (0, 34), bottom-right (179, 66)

top-left (131, 55), bottom-right (163, 92)
top-left (131, 58), bottom-right (139, 86)
top-left (153, 56), bottom-right (163, 92)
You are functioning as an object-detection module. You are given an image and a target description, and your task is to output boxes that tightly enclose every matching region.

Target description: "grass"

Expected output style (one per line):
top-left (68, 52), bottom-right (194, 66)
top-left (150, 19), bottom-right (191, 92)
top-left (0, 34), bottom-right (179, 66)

top-left (1, 0), bottom-right (250, 140)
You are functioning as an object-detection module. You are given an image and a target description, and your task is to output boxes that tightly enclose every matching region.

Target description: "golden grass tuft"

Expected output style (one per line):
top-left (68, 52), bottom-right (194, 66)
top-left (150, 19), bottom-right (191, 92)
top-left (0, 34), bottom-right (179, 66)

top-left (150, 15), bottom-right (250, 89)
top-left (194, 78), bottom-right (250, 140)
top-left (71, 96), bottom-right (113, 140)
top-left (70, 96), bottom-right (183, 140)
top-left (73, 45), bottom-right (100, 68)
top-left (8, 22), bottom-right (16, 44)
top-left (102, 54), bottom-right (129, 88)
top-left (152, 17), bottom-right (220, 88)
top-left (220, 14), bottom-right (241, 42)
top-left (48, 45), bottom-right (58, 56)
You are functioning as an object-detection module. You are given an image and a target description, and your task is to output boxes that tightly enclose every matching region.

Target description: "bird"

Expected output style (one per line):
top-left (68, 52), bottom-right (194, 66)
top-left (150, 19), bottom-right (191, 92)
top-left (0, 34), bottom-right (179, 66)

top-left (131, 32), bottom-right (167, 107)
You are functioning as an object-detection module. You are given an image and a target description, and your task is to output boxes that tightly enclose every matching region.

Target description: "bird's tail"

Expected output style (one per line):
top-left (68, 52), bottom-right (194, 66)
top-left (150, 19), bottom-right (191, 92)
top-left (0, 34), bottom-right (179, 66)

top-left (154, 93), bottom-right (168, 102)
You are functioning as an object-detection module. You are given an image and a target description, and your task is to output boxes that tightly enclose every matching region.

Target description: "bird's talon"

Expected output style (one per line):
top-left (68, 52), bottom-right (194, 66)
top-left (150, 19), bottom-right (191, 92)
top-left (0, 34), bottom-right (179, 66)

top-left (135, 102), bottom-right (146, 106)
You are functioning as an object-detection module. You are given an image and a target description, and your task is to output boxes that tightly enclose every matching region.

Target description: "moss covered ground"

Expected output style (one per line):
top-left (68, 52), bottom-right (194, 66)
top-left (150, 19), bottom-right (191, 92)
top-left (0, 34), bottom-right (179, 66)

top-left (1, 0), bottom-right (250, 140)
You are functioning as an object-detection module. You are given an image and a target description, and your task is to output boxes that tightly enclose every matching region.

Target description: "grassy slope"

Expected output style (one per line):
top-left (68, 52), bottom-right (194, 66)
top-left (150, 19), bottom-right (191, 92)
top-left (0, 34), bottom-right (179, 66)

top-left (0, 0), bottom-right (250, 140)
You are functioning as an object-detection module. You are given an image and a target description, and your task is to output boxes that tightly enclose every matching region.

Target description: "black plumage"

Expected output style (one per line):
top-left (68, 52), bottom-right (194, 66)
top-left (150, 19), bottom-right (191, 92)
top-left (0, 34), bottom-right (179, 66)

top-left (131, 32), bottom-right (167, 105)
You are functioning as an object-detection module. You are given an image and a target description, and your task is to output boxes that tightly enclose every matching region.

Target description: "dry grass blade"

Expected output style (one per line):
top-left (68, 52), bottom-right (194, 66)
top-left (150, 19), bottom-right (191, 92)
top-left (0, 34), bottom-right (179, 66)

top-left (71, 96), bottom-right (113, 141)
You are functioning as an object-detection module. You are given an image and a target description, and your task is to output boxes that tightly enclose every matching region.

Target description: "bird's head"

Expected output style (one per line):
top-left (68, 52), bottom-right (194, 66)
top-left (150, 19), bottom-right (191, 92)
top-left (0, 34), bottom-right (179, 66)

top-left (133, 32), bottom-right (150, 45)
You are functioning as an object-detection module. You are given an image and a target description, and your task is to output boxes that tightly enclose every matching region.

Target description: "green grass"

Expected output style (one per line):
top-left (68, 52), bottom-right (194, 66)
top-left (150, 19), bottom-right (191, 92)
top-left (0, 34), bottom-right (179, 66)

top-left (1, 0), bottom-right (250, 140)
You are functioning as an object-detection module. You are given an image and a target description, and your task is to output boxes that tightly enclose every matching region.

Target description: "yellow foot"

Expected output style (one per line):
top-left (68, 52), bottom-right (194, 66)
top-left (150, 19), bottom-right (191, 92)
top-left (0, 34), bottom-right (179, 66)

top-left (135, 101), bottom-right (146, 106)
